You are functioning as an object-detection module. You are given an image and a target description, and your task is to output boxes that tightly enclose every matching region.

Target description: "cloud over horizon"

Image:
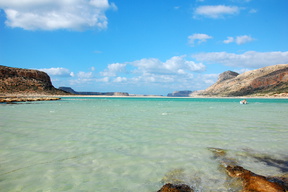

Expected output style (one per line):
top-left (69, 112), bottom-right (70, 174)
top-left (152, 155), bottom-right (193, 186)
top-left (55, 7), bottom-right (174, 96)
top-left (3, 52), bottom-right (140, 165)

top-left (48, 55), bottom-right (209, 92)
top-left (0, 0), bottom-right (117, 30)
top-left (37, 50), bottom-right (288, 94)
top-left (38, 67), bottom-right (74, 77)
top-left (193, 51), bottom-right (288, 68)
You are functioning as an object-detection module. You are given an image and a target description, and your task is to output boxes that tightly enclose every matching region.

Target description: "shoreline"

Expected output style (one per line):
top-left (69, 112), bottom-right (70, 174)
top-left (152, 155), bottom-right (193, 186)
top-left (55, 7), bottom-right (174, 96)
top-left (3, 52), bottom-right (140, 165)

top-left (0, 96), bottom-right (61, 103)
top-left (56, 93), bottom-right (288, 99)
top-left (1, 93), bottom-right (287, 103)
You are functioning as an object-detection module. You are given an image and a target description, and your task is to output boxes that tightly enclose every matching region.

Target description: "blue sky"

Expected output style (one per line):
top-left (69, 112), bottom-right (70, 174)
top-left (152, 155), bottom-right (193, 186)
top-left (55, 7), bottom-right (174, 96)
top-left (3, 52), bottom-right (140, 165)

top-left (0, 0), bottom-right (288, 95)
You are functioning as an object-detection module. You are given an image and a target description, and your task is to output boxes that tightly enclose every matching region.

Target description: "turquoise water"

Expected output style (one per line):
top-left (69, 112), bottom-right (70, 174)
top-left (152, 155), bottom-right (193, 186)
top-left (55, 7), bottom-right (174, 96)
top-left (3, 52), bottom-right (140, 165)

top-left (0, 97), bottom-right (287, 191)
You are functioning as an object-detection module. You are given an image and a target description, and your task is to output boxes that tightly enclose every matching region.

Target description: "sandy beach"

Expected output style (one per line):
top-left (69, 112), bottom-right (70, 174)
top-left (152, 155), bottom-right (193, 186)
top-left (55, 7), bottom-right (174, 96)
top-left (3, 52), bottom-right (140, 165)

top-left (1, 91), bottom-right (288, 104)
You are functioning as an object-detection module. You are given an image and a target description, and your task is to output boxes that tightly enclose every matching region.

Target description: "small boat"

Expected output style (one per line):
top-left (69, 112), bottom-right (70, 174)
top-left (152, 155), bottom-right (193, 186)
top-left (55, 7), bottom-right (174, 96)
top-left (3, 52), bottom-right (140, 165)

top-left (240, 99), bottom-right (248, 104)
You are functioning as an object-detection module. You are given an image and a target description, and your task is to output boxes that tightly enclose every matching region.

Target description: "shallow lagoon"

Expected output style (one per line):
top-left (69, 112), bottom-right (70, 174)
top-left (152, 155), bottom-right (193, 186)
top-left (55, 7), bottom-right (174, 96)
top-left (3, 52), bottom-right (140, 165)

top-left (0, 97), bottom-right (287, 191)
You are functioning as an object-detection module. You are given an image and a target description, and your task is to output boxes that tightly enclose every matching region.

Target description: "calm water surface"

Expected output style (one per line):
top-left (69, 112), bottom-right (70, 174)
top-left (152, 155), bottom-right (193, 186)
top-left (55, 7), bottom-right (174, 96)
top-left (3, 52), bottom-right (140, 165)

top-left (1, 97), bottom-right (287, 191)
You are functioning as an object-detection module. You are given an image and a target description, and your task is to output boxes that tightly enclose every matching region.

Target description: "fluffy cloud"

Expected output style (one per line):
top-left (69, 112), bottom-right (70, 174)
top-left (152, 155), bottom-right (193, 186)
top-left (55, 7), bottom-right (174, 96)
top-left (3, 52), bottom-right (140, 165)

top-left (113, 77), bottom-right (127, 83)
top-left (96, 56), bottom-right (207, 90)
top-left (100, 63), bottom-right (127, 76)
top-left (0, 0), bottom-right (117, 30)
top-left (193, 51), bottom-right (288, 68)
top-left (131, 56), bottom-right (206, 74)
top-left (38, 67), bottom-right (74, 77)
top-left (188, 33), bottom-right (212, 46)
top-left (223, 35), bottom-right (254, 44)
top-left (194, 5), bottom-right (240, 19)
top-left (77, 71), bottom-right (93, 79)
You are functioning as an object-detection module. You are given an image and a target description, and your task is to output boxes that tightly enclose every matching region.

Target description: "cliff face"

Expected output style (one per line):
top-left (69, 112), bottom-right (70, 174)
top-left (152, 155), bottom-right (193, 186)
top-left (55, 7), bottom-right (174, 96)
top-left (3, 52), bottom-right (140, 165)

top-left (0, 65), bottom-right (67, 95)
top-left (201, 64), bottom-right (288, 96)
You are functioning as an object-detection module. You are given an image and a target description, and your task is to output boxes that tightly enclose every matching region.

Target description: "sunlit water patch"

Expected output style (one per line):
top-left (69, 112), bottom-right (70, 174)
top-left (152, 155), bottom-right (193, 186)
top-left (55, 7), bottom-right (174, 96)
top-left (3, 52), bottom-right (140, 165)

top-left (0, 97), bottom-right (287, 191)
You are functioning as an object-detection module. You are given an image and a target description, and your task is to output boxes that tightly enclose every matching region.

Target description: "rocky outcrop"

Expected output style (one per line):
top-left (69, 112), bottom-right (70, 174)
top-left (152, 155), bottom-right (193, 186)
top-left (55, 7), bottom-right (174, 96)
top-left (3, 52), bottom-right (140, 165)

top-left (0, 96), bottom-right (61, 103)
top-left (217, 70), bottom-right (239, 82)
top-left (226, 165), bottom-right (287, 192)
top-left (209, 147), bottom-right (288, 192)
top-left (200, 64), bottom-right (288, 97)
top-left (0, 65), bottom-right (67, 95)
top-left (58, 86), bottom-right (129, 96)
top-left (167, 90), bottom-right (194, 97)
top-left (157, 183), bottom-right (194, 192)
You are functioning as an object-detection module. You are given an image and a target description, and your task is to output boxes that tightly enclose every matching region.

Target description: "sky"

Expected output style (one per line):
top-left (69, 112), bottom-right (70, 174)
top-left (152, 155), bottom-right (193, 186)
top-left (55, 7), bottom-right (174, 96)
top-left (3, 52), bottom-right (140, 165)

top-left (0, 0), bottom-right (288, 95)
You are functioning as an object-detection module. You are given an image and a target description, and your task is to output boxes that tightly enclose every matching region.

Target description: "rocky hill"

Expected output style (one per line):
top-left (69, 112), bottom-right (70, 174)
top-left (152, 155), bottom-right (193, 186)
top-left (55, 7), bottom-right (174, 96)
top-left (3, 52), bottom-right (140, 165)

top-left (167, 90), bottom-right (193, 97)
top-left (0, 65), bottom-right (68, 95)
top-left (200, 64), bottom-right (288, 97)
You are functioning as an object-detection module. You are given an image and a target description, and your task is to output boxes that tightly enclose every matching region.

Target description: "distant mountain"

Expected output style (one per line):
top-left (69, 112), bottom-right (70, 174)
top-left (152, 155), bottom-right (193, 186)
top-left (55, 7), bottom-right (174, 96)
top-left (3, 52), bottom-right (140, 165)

top-left (58, 87), bottom-right (129, 96)
top-left (167, 90), bottom-right (193, 97)
top-left (58, 87), bottom-right (78, 94)
top-left (0, 65), bottom-right (68, 95)
top-left (199, 64), bottom-right (288, 97)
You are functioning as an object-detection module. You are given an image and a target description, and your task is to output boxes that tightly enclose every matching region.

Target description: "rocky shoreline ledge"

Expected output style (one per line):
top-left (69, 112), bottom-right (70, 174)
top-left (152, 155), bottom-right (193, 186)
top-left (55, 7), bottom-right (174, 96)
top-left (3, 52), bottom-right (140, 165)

top-left (0, 96), bottom-right (61, 103)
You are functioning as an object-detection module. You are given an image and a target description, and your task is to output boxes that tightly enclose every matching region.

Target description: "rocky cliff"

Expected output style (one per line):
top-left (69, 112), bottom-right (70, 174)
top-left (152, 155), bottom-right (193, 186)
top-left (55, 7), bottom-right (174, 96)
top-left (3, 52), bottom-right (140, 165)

top-left (200, 64), bottom-right (288, 97)
top-left (0, 65), bottom-right (67, 95)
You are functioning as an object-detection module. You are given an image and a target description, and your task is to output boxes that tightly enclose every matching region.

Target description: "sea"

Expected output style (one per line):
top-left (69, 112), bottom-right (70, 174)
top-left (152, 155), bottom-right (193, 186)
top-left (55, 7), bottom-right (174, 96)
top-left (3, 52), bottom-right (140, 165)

top-left (0, 97), bottom-right (287, 192)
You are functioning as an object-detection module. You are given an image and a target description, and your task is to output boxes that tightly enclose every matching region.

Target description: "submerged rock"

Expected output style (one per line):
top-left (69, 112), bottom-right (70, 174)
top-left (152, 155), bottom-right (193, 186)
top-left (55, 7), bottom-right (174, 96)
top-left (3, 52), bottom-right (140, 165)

top-left (157, 183), bottom-right (194, 192)
top-left (161, 168), bottom-right (186, 184)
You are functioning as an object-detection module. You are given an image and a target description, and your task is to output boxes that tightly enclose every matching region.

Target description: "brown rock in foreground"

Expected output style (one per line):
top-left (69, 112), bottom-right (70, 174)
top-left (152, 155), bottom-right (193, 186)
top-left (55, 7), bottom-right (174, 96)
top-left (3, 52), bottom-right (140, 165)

top-left (200, 64), bottom-right (288, 97)
top-left (208, 147), bottom-right (288, 192)
top-left (157, 183), bottom-right (194, 192)
top-left (226, 165), bottom-right (287, 192)
top-left (0, 65), bottom-right (68, 95)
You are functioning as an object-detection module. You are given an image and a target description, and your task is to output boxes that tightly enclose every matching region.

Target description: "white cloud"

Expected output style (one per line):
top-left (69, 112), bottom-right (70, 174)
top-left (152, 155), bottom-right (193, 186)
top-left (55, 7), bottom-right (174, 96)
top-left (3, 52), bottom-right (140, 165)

top-left (235, 35), bottom-right (254, 44)
top-left (38, 67), bottom-right (74, 77)
top-left (132, 73), bottom-right (175, 84)
top-left (131, 55), bottom-right (206, 74)
top-left (113, 77), bottom-right (127, 83)
top-left (223, 37), bottom-right (234, 44)
top-left (223, 35), bottom-right (254, 44)
top-left (131, 58), bottom-right (162, 73)
top-left (193, 51), bottom-right (288, 68)
top-left (0, 0), bottom-right (117, 30)
top-left (100, 63), bottom-right (127, 76)
top-left (96, 77), bottom-right (109, 82)
top-left (201, 74), bottom-right (218, 84)
top-left (77, 71), bottom-right (93, 79)
top-left (188, 33), bottom-right (212, 46)
top-left (249, 9), bottom-right (257, 13)
top-left (96, 56), bottom-right (207, 91)
top-left (194, 5), bottom-right (240, 19)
